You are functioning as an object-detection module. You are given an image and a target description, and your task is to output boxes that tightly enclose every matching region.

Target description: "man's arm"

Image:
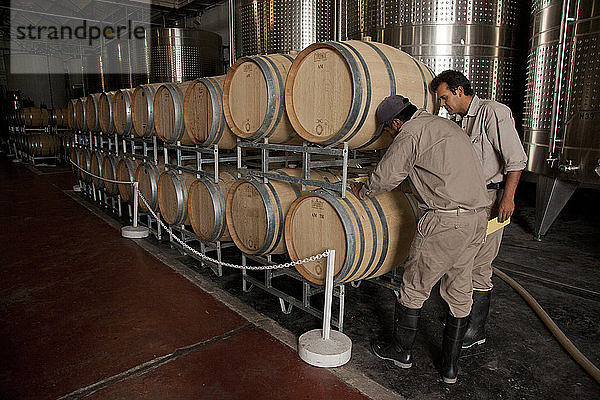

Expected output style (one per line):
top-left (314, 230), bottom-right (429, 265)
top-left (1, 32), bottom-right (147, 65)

top-left (498, 170), bottom-right (521, 223)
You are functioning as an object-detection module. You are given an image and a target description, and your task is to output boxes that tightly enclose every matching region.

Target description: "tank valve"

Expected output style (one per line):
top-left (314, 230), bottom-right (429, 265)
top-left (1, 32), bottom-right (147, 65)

top-left (559, 160), bottom-right (580, 173)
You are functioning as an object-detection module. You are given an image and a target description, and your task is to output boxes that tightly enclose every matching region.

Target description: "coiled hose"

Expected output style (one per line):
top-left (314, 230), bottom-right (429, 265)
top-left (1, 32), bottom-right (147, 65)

top-left (493, 266), bottom-right (600, 385)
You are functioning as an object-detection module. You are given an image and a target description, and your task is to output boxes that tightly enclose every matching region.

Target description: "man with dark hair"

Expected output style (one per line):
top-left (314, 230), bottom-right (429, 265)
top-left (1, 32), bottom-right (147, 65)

top-left (351, 95), bottom-right (490, 384)
top-left (430, 70), bottom-right (527, 349)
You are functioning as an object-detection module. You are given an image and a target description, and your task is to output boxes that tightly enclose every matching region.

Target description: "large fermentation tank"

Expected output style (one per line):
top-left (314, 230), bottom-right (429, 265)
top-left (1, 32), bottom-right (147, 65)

top-left (523, 0), bottom-right (600, 237)
top-left (233, 0), bottom-right (342, 57)
top-left (378, 0), bottom-right (525, 108)
top-left (151, 28), bottom-right (223, 83)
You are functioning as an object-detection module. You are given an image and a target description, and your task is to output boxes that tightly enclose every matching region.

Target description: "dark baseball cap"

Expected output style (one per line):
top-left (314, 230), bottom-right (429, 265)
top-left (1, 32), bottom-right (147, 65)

top-left (375, 95), bottom-right (412, 136)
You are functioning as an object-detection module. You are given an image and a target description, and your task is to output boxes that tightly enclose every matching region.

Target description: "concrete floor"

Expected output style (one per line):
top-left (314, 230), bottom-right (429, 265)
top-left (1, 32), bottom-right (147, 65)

top-left (1, 155), bottom-right (599, 399)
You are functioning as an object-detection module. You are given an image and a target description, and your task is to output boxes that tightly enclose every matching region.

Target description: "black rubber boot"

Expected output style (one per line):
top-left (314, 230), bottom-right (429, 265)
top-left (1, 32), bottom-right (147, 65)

top-left (441, 312), bottom-right (469, 384)
top-left (462, 289), bottom-right (491, 349)
top-left (371, 302), bottom-right (420, 368)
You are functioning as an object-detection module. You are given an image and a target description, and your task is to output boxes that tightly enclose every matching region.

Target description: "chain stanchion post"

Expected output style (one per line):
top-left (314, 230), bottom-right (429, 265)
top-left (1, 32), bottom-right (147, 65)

top-left (298, 249), bottom-right (352, 367)
top-left (121, 181), bottom-right (149, 239)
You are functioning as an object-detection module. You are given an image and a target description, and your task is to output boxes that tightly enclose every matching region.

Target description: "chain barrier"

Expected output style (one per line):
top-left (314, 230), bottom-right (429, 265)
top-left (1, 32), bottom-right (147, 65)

top-left (69, 158), bottom-right (331, 271)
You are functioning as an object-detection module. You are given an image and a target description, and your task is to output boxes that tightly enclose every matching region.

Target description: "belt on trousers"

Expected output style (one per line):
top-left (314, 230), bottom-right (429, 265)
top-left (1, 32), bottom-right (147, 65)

top-left (486, 182), bottom-right (505, 190)
top-left (432, 208), bottom-right (484, 215)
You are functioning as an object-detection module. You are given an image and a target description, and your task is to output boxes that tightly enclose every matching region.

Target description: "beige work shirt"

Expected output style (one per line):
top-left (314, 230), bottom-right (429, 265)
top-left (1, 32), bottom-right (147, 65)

top-left (455, 95), bottom-right (527, 184)
top-left (359, 109), bottom-right (490, 211)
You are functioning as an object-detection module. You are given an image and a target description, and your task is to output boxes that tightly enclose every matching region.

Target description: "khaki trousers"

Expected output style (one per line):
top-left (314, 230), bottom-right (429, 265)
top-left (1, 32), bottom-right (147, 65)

top-left (472, 189), bottom-right (504, 290)
top-left (399, 209), bottom-right (487, 318)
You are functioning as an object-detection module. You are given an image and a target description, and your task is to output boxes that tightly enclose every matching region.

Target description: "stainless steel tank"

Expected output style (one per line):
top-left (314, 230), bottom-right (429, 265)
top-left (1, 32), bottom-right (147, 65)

top-left (151, 28), bottom-right (223, 83)
top-left (523, 0), bottom-right (600, 237)
top-left (233, 0), bottom-right (342, 57)
top-left (378, 0), bottom-right (524, 107)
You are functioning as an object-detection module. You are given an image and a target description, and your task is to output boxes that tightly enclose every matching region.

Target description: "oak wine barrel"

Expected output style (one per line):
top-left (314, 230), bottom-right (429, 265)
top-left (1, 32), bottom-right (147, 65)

top-left (153, 81), bottom-right (195, 145)
top-left (85, 93), bottom-right (102, 132)
top-left (157, 170), bottom-right (196, 225)
top-left (69, 148), bottom-right (81, 178)
top-left (78, 148), bottom-right (92, 182)
top-left (183, 76), bottom-right (237, 150)
top-left (113, 89), bottom-right (135, 136)
top-left (28, 134), bottom-right (61, 156)
top-left (89, 150), bottom-right (104, 188)
top-left (188, 166), bottom-right (237, 241)
top-left (134, 161), bottom-right (164, 212)
top-left (223, 53), bottom-right (298, 144)
top-left (117, 157), bottom-right (141, 202)
top-left (24, 107), bottom-right (49, 127)
top-left (285, 189), bottom-right (420, 284)
top-left (98, 91), bottom-right (117, 134)
top-left (102, 153), bottom-right (120, 195)
top-left (75, 98), bottom-right (88, 131)
top-left (226, 168), bottom-right (338, 255)
top-left (67, 99), bottom-right (77, 129)
top-left (285, 40), bottom-right (437, 149)
top-left (132, 83), bottom-right (161, 138)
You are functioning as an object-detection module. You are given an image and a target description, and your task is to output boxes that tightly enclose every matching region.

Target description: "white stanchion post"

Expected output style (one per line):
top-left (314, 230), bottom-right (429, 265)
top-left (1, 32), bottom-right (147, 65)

top-left (121, 181), bottom-right (149, 239)
top-left (298, 249), bottom-right (352, 367)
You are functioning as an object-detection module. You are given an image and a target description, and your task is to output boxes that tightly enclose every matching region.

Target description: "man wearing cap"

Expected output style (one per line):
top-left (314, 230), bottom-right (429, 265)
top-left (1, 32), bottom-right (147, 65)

top-left (429, 70), bottom-right (527, 350)
top-left (351, 95), bottom-right (490, 384)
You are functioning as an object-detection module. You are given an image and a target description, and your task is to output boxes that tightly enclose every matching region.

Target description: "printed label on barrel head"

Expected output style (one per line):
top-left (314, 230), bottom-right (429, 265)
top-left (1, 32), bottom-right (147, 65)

top-left (243, 63), bottom-right (254, 78)
top-left (310, 198), bottom-right (325, 219)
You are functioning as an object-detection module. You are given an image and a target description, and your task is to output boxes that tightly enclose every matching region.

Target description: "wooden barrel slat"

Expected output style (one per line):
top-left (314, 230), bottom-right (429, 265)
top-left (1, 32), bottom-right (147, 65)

top-left (226, 168), bottom-right (338, 255)
top-left (158, 170), bottom-right (196, 225)
top-left (223, 53), bottom-right (299, 144)
top-left (188, 166), bottom-right (237, 241)
top-left (113, 89), bottom-right (134, 136)
top-left (183, 76), bottom-right (237, 150)
top-left (285, 189), bottom-right (420, 284)
top-left (117, 157), bottom-right (141, 202)
top-left (153, 81), bottom-right (194, 145)
top-left (285, 40), bottom-right (437, 149)
top-left (132, 83), bottom-right (162, 138)
top-left (99, 91), bottom-right (117, 134)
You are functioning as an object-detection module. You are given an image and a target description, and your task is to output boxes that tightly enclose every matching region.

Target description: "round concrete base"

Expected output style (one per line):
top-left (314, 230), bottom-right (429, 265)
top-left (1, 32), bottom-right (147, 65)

top-left (298, 329), bottom-right (352, 368)
top-left (121, 226), bottom-right (149, 239)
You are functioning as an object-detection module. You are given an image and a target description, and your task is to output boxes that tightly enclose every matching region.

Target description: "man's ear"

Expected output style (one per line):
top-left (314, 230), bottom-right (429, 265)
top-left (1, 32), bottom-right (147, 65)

top-left (456, 86), bottom-right (464, 97)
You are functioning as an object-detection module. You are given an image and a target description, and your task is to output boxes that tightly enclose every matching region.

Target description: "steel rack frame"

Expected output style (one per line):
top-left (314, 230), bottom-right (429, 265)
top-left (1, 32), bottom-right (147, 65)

top-left (241, 253), bottom-right (347, 331)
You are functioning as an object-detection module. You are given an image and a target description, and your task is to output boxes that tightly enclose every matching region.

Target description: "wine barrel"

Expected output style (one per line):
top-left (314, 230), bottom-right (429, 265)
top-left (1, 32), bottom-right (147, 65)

top-left (183, 76), bottom-right (237, 150)
top-left (226, 168), bottom-right (338, 255)
top-left (153, 81), bottom-right (195, 145)
top-left (132, 83), bottom-right (161, 138)
top-left (223, 53), bottom-right (298, 144)
top-left (157, 170), bottom-right (196, 225)
top-left (117, 157), bottom-right (141, 202)
top-left (67, 99), bottom-right (77, 129)
top-left (135, 161), bottom-right (163, 212)
top-left (89, 150), bottom-right (104, 188)
top-left (102, 153), bottom-right (120, 195)
top-left (285, 40), bottom-right (437, 149)
top-left (188, 167), bottom-right (237, 241)
top-left (29, 134), bottom-right (61, 156)
top-left (98, 91), bottom-right (117, 134)
top-left (55, 107), bottom-right (66, 127)
top-left (24, 107), bottom-right (49, 127)
top-left (285, 189), bottom-right (420, 284)
top-left (69, 148), bottom-right (81, 178)
top-left (78, 148), bottom-right (92, 182)
top-left (113, 89), bottom-right (134, 136)
top-left (75, 98), bottom-right (88, 131)
top-left (85, 93), bottom-right (102, 132)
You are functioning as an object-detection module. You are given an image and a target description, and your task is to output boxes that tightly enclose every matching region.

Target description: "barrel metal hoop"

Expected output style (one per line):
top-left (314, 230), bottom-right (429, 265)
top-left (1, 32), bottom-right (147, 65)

top-left (162, 83), bottom-right (186, 143)
top-left (259, 55), bottom-right (287, 140)
top-left (248, 178), bottom-right (277, 255)
top-left (200, 77), bottom-right (224, 146)
top-left (147, 162), bottom-right (160, 211)
top-left (126, 158), bottom-right (136, 200)
top-left (248, 56), bottom-right (278, 140)
top-left (406, 54), bottom-right (429, 109)
top-left (264, 180), bottom-right (285, 254)
top-left (363, 196), bottom-right (389, 280)
top-left (317, 190), bottom-right (357, 283)
top-left (280, 54), bottom-right (295, 63)
top-left (319, 41), bottom-right (363, 146)
top-left (274, 170), bottom-right (302, 197)
top-left (166, 170), bottom-right (186, 225)
top-left (202, 177), bottom-right (226, 241)
top-left (339, 195), bottom-right (368, 282)
top-left (142, 85), bottom-right (157, 137)
top-left (123, 91), bottom-right (133, 135)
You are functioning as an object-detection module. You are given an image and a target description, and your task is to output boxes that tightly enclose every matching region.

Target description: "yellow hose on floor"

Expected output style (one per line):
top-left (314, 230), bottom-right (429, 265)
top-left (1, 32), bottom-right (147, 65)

top-left (493, 267), bottom-right (600, 385)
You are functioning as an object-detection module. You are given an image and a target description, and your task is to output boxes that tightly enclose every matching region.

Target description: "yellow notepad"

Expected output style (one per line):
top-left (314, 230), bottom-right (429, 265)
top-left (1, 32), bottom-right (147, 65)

top-left (487, 217), bottom-right (510, 236)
